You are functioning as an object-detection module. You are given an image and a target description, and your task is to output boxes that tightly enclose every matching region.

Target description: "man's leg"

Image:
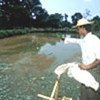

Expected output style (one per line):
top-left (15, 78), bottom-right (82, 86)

top-left (80, 84), bottom-right (100, 100)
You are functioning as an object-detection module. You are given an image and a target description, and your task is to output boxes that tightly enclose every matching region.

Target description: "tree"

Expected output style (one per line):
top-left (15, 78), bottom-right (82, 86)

top-left (71, 12), bottom-right (83, 25)
top-left (22, 0), bottom-right (41, 18)
top-left (61, 14), bottom-right (72, 28)
top-left (0, 0), bottom-right (32, 28)
top-left (47, 13), bottom-right (63, 28)
top-left (83, 9), bottom-right (91, 18)
top-left (21, 0), bottom-right (49, 27)
top-left (0, 0), bottom-right (48, 28)
top-left (92, 16), bottom-right (100, 31)
top-left (32, 6), bottom-right (49, 27)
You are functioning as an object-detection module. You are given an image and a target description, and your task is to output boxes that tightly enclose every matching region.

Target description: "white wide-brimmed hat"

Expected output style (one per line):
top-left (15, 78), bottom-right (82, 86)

top-left (73, 18), bottom-right (94, 28)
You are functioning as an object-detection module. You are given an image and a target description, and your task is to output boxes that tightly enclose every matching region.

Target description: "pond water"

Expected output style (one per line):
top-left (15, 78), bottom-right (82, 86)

top-left (38, 41), bottom-right (81, 65)
top-left (0, 34), bottom-right (81, 100)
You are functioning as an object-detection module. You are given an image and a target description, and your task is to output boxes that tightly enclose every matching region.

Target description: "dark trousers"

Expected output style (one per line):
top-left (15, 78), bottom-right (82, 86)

top-left (80, 84), bottom-right (100, 100)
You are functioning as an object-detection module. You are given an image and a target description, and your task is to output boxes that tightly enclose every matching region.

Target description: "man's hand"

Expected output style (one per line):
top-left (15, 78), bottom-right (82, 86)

top-left (79, 63), bottom-right (87, 70)
top-left (79, 59), bottom-right (100, 70)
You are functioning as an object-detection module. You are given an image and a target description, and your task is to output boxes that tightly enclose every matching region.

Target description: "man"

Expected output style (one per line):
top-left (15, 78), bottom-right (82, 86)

top-left (64, 18), bottom-right (100, 100)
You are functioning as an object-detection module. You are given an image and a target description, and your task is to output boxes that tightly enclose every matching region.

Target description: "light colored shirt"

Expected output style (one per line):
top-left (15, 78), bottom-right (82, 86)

top-left (54, 63), bottom-right (99, 91)
top-left (64, 32), bottom-right (100, 64)
top-left (67, 63), bottom-right (99, 91)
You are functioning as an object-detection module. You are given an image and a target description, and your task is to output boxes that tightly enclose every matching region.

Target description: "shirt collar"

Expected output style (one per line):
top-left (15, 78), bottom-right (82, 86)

top-left (84, 32), bottom-right (92, 41)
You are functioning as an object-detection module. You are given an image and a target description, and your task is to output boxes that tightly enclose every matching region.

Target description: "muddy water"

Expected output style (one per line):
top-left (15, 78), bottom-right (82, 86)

top-left (0, 34), bottom-right (81, 100)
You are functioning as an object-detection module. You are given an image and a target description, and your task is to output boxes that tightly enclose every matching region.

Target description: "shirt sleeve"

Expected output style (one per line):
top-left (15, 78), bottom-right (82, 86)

top-left (94, 45), bottom-right (100, 60)
top-left (93, 38), bottom-right (100, 60)
top-left (64, 37), bottom-right (82, 44)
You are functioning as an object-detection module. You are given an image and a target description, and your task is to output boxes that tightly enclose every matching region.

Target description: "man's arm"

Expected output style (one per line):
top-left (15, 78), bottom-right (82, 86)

top-left (64, 37), bottom-right (82, 44)
top-left (79, 59), bottom-right (100, 70)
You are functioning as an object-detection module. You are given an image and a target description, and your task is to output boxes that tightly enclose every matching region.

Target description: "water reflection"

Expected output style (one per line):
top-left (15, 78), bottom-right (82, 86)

top-left (38, 41), bottom-right (81, 64)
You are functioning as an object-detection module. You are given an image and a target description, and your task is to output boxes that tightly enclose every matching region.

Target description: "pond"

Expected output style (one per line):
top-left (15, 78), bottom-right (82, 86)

top-left (0, 34), bottom-right (81, 100)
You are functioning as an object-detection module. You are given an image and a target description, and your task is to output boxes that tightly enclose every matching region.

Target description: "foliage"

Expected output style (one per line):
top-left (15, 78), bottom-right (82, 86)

top-left (0, 27), bottom-right (76, 38)
top-left (0, 0), bottom-right (100, 37)
top-left (46, 13), bottom-right (63, 28)
top-left (71, 12), bottom-right (83, 25)
top-left (92, 16), bottom-right (100, 32)
top-left (0, 0), bottom-right (46, 28)
top-left (0, 0), bottom-right (73, 29)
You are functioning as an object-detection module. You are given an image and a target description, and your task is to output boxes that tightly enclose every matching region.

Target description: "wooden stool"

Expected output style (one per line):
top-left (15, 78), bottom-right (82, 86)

top-left (37, 76), bottom-right (72, 100)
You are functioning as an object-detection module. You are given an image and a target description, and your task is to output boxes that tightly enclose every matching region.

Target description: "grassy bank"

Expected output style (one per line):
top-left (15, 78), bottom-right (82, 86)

top-left (0, 28), bottom-right (76, 38)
